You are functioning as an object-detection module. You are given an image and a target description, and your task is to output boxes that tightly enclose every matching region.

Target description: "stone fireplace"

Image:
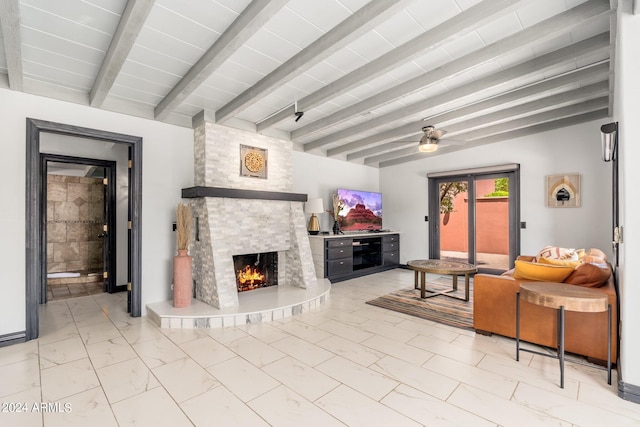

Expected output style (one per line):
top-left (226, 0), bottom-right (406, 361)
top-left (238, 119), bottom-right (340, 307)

top-left (234, 251), bottom-right (278, 292)
top-left (184, 116), bottom-right (320, 310)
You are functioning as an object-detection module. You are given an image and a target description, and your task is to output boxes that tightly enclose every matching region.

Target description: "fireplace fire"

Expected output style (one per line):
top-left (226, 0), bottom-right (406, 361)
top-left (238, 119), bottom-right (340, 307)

top-left (233, 252), bottom-right (278, 292)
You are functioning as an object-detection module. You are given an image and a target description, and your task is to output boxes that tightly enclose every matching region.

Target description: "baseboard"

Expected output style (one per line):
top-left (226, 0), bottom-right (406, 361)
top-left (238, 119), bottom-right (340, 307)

top-left (0, 331), bottom-right (27, 347)
top-left (618, 381), bottom-right (640, 404)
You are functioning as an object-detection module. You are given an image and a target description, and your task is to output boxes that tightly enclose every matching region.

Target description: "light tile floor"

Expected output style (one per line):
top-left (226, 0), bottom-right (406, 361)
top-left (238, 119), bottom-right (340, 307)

top-left (1, 269), bottom-right (639, 426)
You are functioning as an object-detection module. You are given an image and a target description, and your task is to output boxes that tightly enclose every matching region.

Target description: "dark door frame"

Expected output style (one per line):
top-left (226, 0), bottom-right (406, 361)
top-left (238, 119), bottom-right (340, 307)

top-left (41, 154), bottom-right (118, 299)
top-left (428, 164), bottom-right (521, 273)
top-left (26, 118), bottom-right (143, 341)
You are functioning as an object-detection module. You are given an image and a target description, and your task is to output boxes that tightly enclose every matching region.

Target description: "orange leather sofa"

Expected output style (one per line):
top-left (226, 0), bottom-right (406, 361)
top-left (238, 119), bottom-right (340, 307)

top-left (473, 256), bottom-right (617, 363)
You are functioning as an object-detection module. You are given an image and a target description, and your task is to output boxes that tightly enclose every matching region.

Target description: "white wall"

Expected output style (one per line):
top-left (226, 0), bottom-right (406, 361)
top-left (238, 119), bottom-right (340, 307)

top-left (616, 0), bottom-right (640, 390)
top-left (380, 120), bottom-right (612, 264)
top-left (292, 150), bottom-right (379, 233)
top-left (0, 88), bottom-right (193, 336)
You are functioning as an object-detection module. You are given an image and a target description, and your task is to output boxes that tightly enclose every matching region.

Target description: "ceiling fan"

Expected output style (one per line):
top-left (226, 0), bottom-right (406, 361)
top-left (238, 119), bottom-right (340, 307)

top-left (396, 125), bottom-right (465, 153)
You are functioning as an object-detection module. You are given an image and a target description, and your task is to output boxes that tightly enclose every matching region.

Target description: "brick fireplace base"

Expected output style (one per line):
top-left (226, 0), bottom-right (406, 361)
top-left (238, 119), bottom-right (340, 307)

top-left (146, 279), bottom-right (330, 329)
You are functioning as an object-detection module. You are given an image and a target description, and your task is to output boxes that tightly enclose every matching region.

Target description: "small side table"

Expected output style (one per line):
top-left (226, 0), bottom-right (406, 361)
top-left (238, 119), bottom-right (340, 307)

top-left (516, 282), bottom-right (611, 388)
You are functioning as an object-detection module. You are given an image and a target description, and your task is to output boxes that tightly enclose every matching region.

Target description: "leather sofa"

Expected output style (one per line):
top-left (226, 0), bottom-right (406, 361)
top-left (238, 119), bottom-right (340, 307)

top-left (473, 255), bottom-right (617, 363)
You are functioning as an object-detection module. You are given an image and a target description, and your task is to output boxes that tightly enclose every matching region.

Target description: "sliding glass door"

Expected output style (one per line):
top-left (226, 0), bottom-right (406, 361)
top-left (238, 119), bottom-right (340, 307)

top-left (428, 166), bottom-right (520, 273)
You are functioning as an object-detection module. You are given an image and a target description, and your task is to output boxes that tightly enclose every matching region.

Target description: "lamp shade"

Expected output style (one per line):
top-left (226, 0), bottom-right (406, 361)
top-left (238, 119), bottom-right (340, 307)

top-left (305, 198), bottom-right (324, 214)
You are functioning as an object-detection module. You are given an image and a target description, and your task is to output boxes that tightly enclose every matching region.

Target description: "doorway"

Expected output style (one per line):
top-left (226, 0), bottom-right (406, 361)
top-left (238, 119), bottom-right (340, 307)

top-left (26, 118), bottom-right (143, 341)
top-left (428, 164), bottom-right (520, 274)
top-left (43, 155), bottom-right (119, 301)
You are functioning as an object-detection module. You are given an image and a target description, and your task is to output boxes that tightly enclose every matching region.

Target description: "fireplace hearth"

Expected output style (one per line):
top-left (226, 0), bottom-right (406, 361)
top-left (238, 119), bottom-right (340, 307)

top-left (234, 252), bottom-right (278, 292)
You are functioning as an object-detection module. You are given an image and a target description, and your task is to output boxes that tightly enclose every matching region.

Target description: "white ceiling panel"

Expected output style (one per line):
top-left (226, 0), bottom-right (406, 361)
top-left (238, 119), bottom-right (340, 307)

top-left (2, 0), bottom-right (614, 166)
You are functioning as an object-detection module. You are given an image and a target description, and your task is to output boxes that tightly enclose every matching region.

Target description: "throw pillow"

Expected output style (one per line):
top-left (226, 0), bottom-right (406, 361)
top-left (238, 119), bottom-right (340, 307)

top-left (538, 257), bottom-right (581, 268)
top-left (512, 260), bottom-right (574, 282)
top-left (564, 262), bottom-right (611, 288)
top-left (535, 246), bottom-right (579, 262)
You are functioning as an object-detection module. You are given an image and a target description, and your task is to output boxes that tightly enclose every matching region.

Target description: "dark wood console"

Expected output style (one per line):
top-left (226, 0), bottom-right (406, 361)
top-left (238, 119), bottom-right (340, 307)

top-left (309, 233), bottom-right (400, 282)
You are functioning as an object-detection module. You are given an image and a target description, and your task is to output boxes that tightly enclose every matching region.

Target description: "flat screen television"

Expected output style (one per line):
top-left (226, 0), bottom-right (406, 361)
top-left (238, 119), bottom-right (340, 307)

top-left (336, 188), bottom-right (382, 231)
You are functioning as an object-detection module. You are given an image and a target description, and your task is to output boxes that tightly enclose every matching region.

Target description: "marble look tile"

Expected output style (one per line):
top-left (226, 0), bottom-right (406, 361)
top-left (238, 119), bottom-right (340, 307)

top-left (239, 322), bottom-right (292, 343)
top-left (350, 307), bottom-right (408, 324)
top-left (316, 355), bottom-right (399, 400)
top-left (161, 327), bottom-right (209, 345)
top-left (152, 357), bottom-right (220, 403)
top-left (77, 322), bottom-right (121, 345)
top-left (261, 356), bottom-right (339, 401)
top-left (0, 357), bottom-right (41, 399)
top-left (37, 322), bottom-right (80, 346)
top-left (248, 385), bottom-right (345, 427)
top-left (96, 358), bottom-right (160, 404)
top-left (358, 319), bottom-right (418, 343)
top-left (371, 356), bottom-right (458, 401)
top-left (315, 384), bottom-right (421, 427)
top-left (111, 387), bottom-right (193, 427)
top-left (206, 326), bottom-right (249, 344)
top-left (39, 335), bottom-right (88, 369)
top-left (178, 336), bottom-right (236, 368)
top-left (316, 335), bottom-right (385, 367)
top-left (225, 336), bottom-right (286, 368)
top-left (513, 382), bottom-right (639, 426)
top-left (381, 384), bottom-right (496, 427)
top-left (290, 311), bottom-right (333, 327)
top-left (270, 336), bottom-right (335, 366)
top-left (316, 308), bottom-right (369, 325)
top-left (315, 319), bottom-right (374, 343)
top-left (0, 340), bottom-right (39, 367)
top-left (131, 335), bottom-right (187, 369)
top-left (117, 319), bottom-right (164, 345)
top-left (207, 357), bottom-right (278, 402)
top-left (448, 383), bottom-right (571, 426)
top-left (407, 334), bottom-right (485, 365)
top-left (42, 387), bottom-right (118, 427)
top-left (578, 382), bottom-right (640, 422)
top-left (85, 336), bottom-right (138, 369)
top-left (181, 386), bottom-right (270, 427)
top-left (394, 318), bottom-right (462, 343)
top-left (275, 320), bottom-right (333, 343)
top-left (477, 353), bottom-right (579, 399)
top-left (423, 354), bottom-right (518, 399)
top-left (0, 385), bottom-right (43, 427)
top-left (41, 358), bottom-right (100, 402)
top-left (361, 334), bottom-right (434, 365)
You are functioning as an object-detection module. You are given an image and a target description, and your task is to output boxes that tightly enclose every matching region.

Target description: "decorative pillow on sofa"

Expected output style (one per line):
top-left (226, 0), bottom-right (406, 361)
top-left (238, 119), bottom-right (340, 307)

top-left (535, 246), bottom-right (579, 262)
top-left (538, 257), bottom-right (581, 268)
top-left (512, 260), bottom-right (575, 282)
top-left (564, 262), bottom-right (611, 288)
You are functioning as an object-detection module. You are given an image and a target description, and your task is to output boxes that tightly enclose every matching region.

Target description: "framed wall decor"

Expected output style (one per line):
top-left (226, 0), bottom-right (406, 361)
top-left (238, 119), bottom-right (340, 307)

top-left (546, 173), bottom-right (581, 208)
top-left (240, 144), bottom-right (268, 179)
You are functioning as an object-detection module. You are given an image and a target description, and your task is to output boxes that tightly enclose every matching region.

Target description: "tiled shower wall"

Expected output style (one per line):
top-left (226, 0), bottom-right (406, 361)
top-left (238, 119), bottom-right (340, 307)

top-left (47, 175), bottom-right (104, 273)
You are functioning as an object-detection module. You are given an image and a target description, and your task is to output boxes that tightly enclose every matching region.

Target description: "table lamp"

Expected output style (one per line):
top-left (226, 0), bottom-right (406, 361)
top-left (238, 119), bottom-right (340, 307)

top-left (305, 198), bottom-right (324, 235)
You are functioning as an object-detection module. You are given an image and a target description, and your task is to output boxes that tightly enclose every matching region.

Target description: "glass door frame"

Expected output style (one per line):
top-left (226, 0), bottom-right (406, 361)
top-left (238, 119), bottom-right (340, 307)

top-left (428, 164), bottom-right (521, 274)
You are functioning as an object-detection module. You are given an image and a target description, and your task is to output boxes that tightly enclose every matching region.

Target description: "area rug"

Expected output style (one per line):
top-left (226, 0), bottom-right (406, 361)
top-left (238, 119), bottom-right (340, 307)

top-left (366, 277), bottom-right (473, 330)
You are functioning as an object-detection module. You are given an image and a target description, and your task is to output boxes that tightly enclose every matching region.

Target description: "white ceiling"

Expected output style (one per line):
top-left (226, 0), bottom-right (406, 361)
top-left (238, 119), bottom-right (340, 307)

top-left (0, 0), bottom-right (615, 167)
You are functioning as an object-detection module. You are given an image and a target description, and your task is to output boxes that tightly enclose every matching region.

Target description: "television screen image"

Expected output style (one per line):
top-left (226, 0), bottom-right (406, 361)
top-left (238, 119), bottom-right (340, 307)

top-left (336, 188), bottom-right (382, 231)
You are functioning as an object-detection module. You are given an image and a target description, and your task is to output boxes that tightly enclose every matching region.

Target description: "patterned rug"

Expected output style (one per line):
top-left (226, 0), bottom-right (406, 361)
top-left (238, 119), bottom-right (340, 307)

top-left (366, 277), bottom-right (473, 330)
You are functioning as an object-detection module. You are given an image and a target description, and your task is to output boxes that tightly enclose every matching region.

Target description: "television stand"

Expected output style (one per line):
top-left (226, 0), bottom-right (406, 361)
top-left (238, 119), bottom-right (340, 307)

top-left (308, 232), bottom-right (400, 282)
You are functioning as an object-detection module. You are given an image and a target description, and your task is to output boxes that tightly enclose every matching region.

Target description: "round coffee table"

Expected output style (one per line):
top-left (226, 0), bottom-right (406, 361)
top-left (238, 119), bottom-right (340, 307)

top-left (406, 259), bottom-right (477, 301)
top-left (516, 282), bottom-right (612, 388)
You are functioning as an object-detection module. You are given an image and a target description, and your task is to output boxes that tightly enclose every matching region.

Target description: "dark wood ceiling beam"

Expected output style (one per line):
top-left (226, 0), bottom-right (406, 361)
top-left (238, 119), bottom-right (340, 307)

top-left (0, 0), bottom-right (23, 90)
top-left (214, 0), bottom-right (411, 124)
top-left (257, 0), bottom-right (525, 132)
top-left (90, 0), bottom-right (155, 107)
top-left (299, 0), bottom-right (611, 148)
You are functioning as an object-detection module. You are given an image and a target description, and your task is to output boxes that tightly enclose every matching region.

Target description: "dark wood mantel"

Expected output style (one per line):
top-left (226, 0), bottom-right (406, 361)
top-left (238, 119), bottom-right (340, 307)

top-left (182, 186), bottom-right (307, 202)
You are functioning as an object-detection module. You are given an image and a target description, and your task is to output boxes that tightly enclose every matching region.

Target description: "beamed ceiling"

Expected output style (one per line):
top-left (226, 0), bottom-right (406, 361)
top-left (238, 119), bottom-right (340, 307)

top-left (0, 0), bottom-right (616, 167)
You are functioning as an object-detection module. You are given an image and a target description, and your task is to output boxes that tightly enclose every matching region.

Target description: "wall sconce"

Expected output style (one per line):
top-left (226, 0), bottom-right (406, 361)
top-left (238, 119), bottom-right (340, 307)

top-left (305, 198), bottom-right (324, 235)
top-left (600, 122), bottom-right (618, 162)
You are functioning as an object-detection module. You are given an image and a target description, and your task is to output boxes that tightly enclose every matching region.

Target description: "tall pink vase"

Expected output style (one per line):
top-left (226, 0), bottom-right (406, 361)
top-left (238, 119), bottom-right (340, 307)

top-left (173, 249), bottom-right (192, 307)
